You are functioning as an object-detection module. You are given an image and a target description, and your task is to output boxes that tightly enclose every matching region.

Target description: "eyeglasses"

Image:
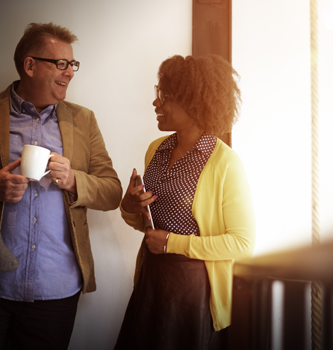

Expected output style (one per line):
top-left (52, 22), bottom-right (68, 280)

top-left (154, 85), bottom-right (170, 106)
top-left (31, 57), bottom-right (80, 72)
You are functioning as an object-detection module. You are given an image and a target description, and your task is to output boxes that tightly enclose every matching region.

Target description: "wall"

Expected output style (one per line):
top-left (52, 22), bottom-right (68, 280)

top-left (232, 0), bottom-right (333, 256)
top-left (1, 0), bottom-right (332, 349)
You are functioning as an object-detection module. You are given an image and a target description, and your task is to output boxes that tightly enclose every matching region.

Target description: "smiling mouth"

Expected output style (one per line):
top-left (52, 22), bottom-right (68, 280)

top-left (56, 81), bottom-right (66, 86)
top-left (156, 113), bottom-right (164, 119)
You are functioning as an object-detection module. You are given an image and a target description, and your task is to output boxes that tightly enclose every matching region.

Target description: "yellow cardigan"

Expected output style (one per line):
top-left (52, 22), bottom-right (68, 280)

top-left (121, 135), bottom-right (255, 331)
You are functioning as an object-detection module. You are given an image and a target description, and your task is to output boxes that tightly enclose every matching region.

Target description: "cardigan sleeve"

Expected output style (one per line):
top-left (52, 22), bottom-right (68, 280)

top-left (167, 146), bottom-right (256, 261)
top-left (120, 203), bottom-right (145, 233)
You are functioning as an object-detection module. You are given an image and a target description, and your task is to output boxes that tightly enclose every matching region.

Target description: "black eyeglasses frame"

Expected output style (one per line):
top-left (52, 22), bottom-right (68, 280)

top-left (31, 57), bottom-right (80, 72)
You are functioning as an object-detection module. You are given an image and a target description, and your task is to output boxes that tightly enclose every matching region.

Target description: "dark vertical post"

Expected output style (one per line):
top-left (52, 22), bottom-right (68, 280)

top-left (322, 282), bottom-right (333, 350)
top-left (252, 279), bottom-right (271, 350)
top-left (229, 276), bottom-right (253, 350)
top-left (192, 0), bottom-right (232, 146)
top-left (283, 280), bottom-right (307, 350)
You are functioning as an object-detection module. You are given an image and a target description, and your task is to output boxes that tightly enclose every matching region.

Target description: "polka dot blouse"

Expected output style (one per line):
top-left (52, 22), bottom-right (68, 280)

top-left (143, 133), bottom-right (216, 236)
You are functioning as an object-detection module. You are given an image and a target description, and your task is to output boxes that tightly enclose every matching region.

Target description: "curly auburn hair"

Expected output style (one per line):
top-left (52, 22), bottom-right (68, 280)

top-left (158, 54), bottom-right (241, 136)
top-left (14, 22), bottom-right (78, 77)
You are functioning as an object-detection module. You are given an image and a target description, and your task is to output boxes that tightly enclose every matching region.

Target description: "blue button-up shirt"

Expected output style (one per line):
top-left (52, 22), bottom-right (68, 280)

top-left (0, 81), bottom-right (82, 302)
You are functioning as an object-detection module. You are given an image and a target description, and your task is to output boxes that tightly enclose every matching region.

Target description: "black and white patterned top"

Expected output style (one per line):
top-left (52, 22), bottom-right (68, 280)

top-left (143, 133), bottom-right (216, 236)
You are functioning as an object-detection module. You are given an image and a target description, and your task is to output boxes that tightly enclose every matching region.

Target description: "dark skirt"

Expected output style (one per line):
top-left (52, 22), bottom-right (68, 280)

top-left (115, 246), bottom-right (228, 350)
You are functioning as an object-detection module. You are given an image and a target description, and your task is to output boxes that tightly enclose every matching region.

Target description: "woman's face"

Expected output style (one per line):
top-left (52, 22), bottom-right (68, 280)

top-left (153, 85), bottom-right (194, 133)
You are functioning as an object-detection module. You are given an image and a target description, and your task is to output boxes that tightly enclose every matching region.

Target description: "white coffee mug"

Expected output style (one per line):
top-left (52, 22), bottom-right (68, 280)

top-left (20, 145), bottom-right (54, 181)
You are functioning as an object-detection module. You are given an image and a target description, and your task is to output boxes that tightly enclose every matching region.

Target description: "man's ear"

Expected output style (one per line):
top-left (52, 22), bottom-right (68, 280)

top-left (23, 57), bottom-right (35, 78)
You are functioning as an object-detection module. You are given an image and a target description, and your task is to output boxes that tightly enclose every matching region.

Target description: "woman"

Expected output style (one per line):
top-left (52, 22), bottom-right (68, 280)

top-left (115, 54), bottom-right (255, 350)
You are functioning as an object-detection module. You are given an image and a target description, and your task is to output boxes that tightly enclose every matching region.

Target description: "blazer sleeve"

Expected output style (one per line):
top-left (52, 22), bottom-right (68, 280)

top-left (67, 109), bottom-right (122, 211)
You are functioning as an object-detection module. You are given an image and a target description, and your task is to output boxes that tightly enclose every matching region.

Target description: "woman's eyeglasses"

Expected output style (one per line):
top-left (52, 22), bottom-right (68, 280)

top-left (154, 85), bottom-right (171, 105)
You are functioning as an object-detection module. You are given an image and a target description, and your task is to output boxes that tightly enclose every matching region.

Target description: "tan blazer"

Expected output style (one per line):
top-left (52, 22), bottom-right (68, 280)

top-left (0, 84), bottom-right (122, 293)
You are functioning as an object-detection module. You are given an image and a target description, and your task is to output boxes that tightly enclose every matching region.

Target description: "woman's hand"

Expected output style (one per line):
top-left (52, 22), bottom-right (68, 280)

top-left (121, 168), bottom-right (156, 220)
top-left (145, 227), bottom-right (169, 254)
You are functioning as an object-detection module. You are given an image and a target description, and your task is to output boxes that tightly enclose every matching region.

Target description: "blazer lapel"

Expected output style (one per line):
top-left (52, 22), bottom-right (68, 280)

top-left (56, 101), bottom-right (73, 163)
top-left (0, 86), bottom-right (12, 168)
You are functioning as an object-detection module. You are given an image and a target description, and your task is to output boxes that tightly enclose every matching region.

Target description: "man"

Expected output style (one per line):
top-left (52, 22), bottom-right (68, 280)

top-left (0, 23), bottom-right (122, 349)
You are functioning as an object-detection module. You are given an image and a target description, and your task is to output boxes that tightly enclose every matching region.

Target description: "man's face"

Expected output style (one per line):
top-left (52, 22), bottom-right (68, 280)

top-left (31, 37), bottom-right (75, 110)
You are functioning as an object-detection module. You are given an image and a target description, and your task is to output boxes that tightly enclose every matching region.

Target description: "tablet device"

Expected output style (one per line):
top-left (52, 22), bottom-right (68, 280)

top-left (136, 175), bottom-right (155, 229)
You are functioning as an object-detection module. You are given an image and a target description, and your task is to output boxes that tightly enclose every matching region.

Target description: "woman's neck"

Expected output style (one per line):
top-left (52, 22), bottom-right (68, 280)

top-left (176, 125), bottom-right (204, 155)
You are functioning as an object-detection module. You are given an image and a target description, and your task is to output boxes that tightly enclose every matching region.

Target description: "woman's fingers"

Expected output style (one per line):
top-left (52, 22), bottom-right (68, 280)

top-left (129, 168), bottom-right (137, 187)
top-left (122, 169), bottom-right (158, 217)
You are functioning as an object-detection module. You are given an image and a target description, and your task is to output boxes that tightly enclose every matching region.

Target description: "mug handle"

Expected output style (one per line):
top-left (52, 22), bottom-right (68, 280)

top-left (42, 154), bottom-right (54, 177)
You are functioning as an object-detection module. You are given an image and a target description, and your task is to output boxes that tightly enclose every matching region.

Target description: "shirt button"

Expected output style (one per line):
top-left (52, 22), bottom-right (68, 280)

top-left (34, 141), bottom-right (38, 145)
top-left (33, 217), bottom-right (37, 222)
top-left (36, 117), bottom-right (40, 121)
top-left (34, 192), bottom-right (38, 197)
top-left (31, 245), bottom-right (36, 249)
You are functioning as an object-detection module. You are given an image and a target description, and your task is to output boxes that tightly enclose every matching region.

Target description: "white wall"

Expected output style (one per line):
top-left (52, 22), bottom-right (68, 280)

top-left (232, 0), bottom-right (333, 255)
top-left (0, 1), bottom-right (191, 349)
top-left (1, 0), bottom-right (332, 349)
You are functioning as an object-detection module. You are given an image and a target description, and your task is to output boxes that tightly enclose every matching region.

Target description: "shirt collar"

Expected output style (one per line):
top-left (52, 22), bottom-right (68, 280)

top-left (157, 133), bottom-right (178, 152)
top-left (195, 133), bottom-right (217, 157)
top-left (10, 80), bottom-right (57, 118)
top-left (157, 132), bottom-right (216, 157)
top-left (10, 81), bottom-right (24, 114)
